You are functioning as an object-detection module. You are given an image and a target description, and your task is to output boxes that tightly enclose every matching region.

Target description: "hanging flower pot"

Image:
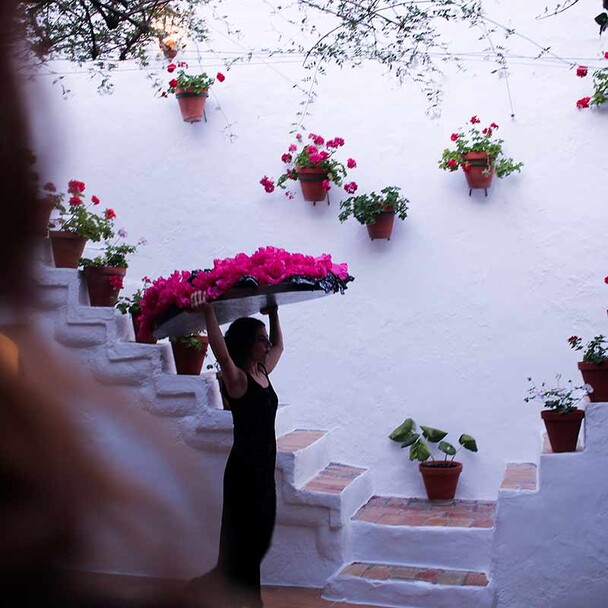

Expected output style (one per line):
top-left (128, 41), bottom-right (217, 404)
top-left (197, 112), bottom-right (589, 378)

top-left (175, 87), bottom-right (208, 123)
top-left (367, 211), bottom-right (396, 240)
top-left (171, 335), bottom-right (209, 375)
top-left (83, 266), bottom-right (126, 307)
top-left (541, 409), bottom-right (584, 453)
top-left (49, 230), bottom-right (87, 268)
top-left (419, 461), bottom-right (463, 500)
top-left (461, 152), bottom-right (494, 190)
top-left (577, 362), bottom-right (608, 402)
top-left (295, 166), bottom-right (328, 202)
top-left (132, 314), bottom-right (157, 344)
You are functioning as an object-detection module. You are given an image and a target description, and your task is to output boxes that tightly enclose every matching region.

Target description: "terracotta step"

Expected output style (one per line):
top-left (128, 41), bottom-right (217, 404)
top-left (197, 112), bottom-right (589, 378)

top-left (500, 463), bottom-right (537, 491)
top-left (339, 561), bottom-right (489, 586)
top-left (277, 429), bottom-right (325, 453)
top-left (324, 561), bottom-right (494, 608)
top-left (304, 462), bottom-right (367, 494)
top-left (354, 495), bottom-right (496, 528)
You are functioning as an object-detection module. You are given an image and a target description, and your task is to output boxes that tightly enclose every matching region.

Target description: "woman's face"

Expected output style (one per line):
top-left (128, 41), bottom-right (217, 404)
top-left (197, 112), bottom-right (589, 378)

top-left (250, 326), bottom-right (271, 364)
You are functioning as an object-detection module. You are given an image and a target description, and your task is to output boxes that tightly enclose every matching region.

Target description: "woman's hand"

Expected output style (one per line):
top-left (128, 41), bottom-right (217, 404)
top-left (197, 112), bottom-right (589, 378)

top-left (190, 290), bottom-right (212, 314)
top-left (260, 304), bottom-right (278, 316)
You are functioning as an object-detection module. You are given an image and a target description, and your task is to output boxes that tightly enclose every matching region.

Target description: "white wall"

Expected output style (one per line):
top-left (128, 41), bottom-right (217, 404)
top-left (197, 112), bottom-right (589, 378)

top-left (25, 0), bottom-right (608, 499)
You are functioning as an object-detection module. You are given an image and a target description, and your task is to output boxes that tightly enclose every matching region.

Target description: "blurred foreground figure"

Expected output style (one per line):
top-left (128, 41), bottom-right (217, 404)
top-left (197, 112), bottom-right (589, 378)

top-left (0, 2), bottom-right (210, 606)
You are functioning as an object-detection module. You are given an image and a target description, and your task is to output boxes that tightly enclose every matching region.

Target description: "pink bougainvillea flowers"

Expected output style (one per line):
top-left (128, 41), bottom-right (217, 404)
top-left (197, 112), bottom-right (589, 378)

top-left (576, 65), bottom-right (588, 78)
top-left (343, 181), bottom-right (358, 194)
top-left (450, 133), bottom-right (459, 141)
top-left (259, 176), bottom-right (275, 193)
top-left (347, 158), bottom-right (357, 169)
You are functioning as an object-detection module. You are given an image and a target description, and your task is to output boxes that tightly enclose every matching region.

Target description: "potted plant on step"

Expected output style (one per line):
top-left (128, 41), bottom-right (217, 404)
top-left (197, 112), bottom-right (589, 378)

top-left (338, 186), bottom-right (409, 240)
top-left (567, 334), bottom-right (608, 402)
top-left (439, 116), bottom-right (523, 195)
top-left (260, 132), bottom-right (358, 204)
top-left (49, 180), bottom-right (114, 268)
top-left (389, 418), bottom-right (478, 500)
top-left (524, 375), bottom-right (590, 452)
top-left (116, 278), bottom-right (156, 344)
top-left (170, 333), bottom-right (209, 375)
top-left (163, 62), bottom-right (222, 123)
top-left (79, 224), bottom-right (146, 307)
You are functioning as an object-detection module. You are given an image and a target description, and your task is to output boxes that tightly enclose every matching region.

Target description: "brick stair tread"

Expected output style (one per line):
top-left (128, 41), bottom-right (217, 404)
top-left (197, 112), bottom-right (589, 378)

top-left (339, 561), bottom-right (489, 587)
top-left (500, 462), bottom-right (537, 491)
top-left (303, 462), bottom-right (367, 494)
top-left (354, 495), bottom-right (496, 528)
top-left (277, 429), bottom-right (325, 452)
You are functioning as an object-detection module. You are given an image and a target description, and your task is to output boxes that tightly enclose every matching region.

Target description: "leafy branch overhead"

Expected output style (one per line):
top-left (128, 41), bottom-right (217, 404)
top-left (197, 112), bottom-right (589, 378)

top-left (15, 0), bottom-right (210, 87)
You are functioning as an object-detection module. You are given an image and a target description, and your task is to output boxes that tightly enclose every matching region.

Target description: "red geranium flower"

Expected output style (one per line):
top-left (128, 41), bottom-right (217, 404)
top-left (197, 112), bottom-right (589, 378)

top-left (576, 96), bottom-right (591, 109)
top-left (43, 181), bottom-right (56, 192)
top-left (109, 275), bottom-right (124, 290)
top-left (470, 115), bottom-right (480, 124)
top-left (69, 196), bottom-right (82, 206)
top-left (216, 72), bottom-right (225, 82)
top-left (91, 195), bottom-right (100, 205)
top-left (167, 63), bottom-right (176, 73)
top-left (605, 52), bottom-right (608, 59)
top-left (576, 65), bottom-right (588, 78)
top-left (104, 208), bottom-right (117, 220)
top-left (450, 133), bottom-right (459, 141)
top-left (169, 78), bottom-right (178, 88)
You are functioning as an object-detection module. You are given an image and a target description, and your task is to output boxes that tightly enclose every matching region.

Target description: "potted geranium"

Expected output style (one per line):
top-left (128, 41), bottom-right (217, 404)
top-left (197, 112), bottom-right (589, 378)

top-left (575, 53), bottom-right (608, 109)
top-left (388, 418), bottom-right (478, 501)
top-left (524, 375), bottom-right (590, 452)
top-left (338, 186), bottom-right (409, 240)
top-left (567, 334), bottom-right (608, 401)
top-left (169, 333), bottom-right (209, 375)
top-left (49, 180), bottom-right (114, 268)
top-left (439, 116), bottom-right (523, 194)
top-left (260, 132), bottom-right (358, 204)
top-left (116, 278), bottom-right (156, 344)
top-left (79, 224), bottom-right (146, 307)
top-left (163, 61), bottom-right (223, 123)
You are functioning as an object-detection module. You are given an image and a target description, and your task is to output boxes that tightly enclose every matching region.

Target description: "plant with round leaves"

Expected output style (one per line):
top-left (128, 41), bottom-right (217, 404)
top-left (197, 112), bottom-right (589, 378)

top-left (170, 332), bottom-right (207, 350)
top-left (389, 418), bottom-right (478, 466)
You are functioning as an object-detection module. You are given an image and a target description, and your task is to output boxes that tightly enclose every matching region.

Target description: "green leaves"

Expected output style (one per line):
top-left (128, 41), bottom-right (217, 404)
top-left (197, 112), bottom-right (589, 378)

top-left (389, 417), bottom-right (479, 463)
top-left (459, 434), bottom-right (478, 452)
top-left (339, 186), bottom-right (409, 225)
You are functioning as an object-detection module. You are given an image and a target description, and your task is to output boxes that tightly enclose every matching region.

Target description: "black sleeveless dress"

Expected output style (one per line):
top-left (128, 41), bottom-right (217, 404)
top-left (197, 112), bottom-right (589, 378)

top-left (215, 368), bottom-right (278, 607)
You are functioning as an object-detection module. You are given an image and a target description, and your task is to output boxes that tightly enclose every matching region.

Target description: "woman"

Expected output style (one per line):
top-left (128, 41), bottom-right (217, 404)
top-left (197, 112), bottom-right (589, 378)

top-left (189, 290), bottom-right (284, 608)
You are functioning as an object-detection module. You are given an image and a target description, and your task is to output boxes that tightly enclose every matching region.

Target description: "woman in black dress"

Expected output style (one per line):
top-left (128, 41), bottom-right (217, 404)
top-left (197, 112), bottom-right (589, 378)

top-left (189, 290), bottom-right (283, 608)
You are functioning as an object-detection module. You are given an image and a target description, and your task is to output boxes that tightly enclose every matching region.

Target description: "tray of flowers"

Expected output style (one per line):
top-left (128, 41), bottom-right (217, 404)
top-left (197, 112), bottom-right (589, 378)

top-left (139, 247), bottom-right (354, 339)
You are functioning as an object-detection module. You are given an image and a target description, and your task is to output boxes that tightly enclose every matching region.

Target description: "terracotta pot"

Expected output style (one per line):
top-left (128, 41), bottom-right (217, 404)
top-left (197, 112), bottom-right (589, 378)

top-left (83, 266), bottom-right (126, 307)
top-left (175, 88), bottom-right (208, 123)
top-left (171, 336), bottom-right (209, 375)
top-left (577, 362), bottom-right (608, 402)
top-left (461, 152), bottom-right (494, 190)
top-left (419, 461), bottom-right (463, 500)
top-left (131, 314), bottom-right (157, 344)
top-left (163, 47), bottom-right (178, 60)
top-left (541, 409), bottom-right (584, 453)
top-left (295, 166), bottom-right (328, 202)
top-left (49, 230), bottom-right (87, 268)
top-left (367, 212), bottom-right (395, 240)
top-left (33, 198), bottom-right (55, 237)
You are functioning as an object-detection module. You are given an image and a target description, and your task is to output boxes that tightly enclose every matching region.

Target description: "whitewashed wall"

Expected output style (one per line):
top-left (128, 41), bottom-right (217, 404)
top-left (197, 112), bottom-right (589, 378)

top-left (25, 0), bottom-right (608, 500)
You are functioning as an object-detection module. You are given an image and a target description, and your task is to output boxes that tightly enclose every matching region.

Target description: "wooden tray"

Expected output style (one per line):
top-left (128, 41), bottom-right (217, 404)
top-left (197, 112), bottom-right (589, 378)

top-left (153, 283), bottom-right (331, 338)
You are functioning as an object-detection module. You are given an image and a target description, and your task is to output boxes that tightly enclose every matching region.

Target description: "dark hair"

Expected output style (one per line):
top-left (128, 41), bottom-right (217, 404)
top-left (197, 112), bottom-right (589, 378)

top-left (224, 317), bottom-right (266, 369)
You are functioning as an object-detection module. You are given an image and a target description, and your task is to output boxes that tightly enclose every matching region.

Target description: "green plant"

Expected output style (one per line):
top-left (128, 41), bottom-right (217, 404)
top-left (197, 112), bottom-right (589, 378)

top-left (438, 116), bottom-right (524, 178)
top-left (338, 186), bottom-right (409, 226)
top-left (115, 278), bottom-right (152, 316)
top-left (164, 61), bottom-right (215, 95)
top-left (51, 180), bottom-right (115, 242)
top-left (170, 333), bottom-right (207, 350)
top-left (388, 418), bottom-right (478, 465)
top-left (524, 374), bottom-right (591, 413)
top-left (567, 334), bottom-right (608, 364)
top-left (79, 228), bottom-right (146, 269)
